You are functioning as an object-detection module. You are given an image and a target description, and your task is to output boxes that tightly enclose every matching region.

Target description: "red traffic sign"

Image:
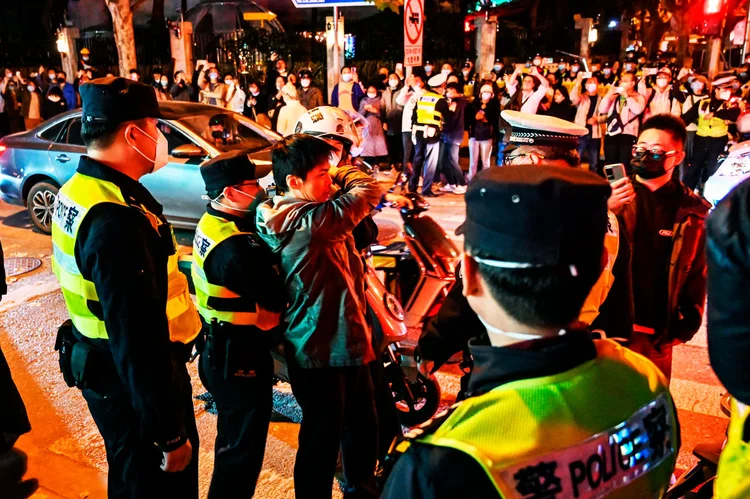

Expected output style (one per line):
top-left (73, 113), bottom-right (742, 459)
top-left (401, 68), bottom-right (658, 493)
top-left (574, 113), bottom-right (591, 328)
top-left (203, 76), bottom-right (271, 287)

top-left (404, 0), bottom-right (424, 45)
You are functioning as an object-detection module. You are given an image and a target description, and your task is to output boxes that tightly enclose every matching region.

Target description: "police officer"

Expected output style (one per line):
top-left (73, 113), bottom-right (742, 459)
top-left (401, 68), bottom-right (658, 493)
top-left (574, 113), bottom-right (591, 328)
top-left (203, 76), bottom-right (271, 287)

top-left (410, 73), bottom-right (449, 197)
top-left (50, 77), bottom-right (200, 498)
top-left (383, 165), bottom-right (679, 498)
top-left (193, 150), bottom-right (286, 498)
top-left (707, 179), bottom-right (750, 499)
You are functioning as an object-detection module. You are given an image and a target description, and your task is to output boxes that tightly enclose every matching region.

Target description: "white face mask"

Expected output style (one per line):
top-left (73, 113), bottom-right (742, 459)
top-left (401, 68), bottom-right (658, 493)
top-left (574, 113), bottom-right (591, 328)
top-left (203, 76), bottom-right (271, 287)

top-left (481, 92), bottom-right (492, 101)
top-left (389, 79), bottom-right (399, 88)
top-left (161, 80), bottom-right (169, 87)
top-left (424, 65), bottom-right (433, 73)
top-left (533, 59), bottom-right (542, 66)
top-left (250, 89), bottom-right (260, 96)
top-left (224, 80), bottom-right (234, 86)
top-left (367, 92), bottom-right (377, 99)
top-left (720, 90), bottom-right (731, 100)
top-left (48, 95), bottom-right (61, 102)
top-left (690, 82), bottom-right (704, 94)
top-left (301, 78), bottom-right (311, 88)
top-left (27, 86), bottom-right (35, 92)
top-left (209, 73), bottom-right (218, 82)
top-left (558, 65), bottom-right (566, 72)
top-left (603, 69), bottom-right (612, 76)
top-left (341, 73), bottom-right (352, 83)
top-left (462, 70), bottom-right (470, 76)
top-left (441, 69), bottom-right (451, 76)
top-left (129, 125), bottom-right (169, 173)
top-left (656, 78), bottom-right (669, 88)
top-left (586, 83), bottom-right (598, 93)
top-left (571, 65), bottom-right (580, 72)
top-left (493, 65), bottom-right (501, 71)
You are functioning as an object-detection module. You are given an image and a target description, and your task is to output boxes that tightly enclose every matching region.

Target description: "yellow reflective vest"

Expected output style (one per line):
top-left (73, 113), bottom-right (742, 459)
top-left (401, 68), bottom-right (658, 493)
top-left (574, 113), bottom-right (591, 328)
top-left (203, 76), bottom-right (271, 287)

top-left (416, 91), bottom-right (444, 128)
top-left (51, 172), bottom-right (201, 344)
top-left (191, 212), bottom-right (258, 326)
top-left (405, 340), bottom-right (677, 498)
top-left (580, 211), bottom-right (619, 325)
top-left (697, 99), bottom-right (730, 138)
top-left (716, 398), bottom-right (750, 499)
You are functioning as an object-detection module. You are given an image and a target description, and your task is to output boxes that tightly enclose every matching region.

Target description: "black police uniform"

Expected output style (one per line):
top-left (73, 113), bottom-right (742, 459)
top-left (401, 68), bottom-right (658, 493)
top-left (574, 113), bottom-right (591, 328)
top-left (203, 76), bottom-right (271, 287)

top-left (196, 155), bottom-right (286, 499)
top-left (72, 157), bottom-right (200, 498)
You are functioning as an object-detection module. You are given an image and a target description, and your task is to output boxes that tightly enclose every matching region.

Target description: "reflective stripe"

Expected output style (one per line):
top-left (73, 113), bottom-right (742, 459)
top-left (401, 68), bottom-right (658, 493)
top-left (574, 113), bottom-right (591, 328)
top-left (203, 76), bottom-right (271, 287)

top-left (416, 92), bottom-right (443, 127)
top-left (192, 213), bottom-right (258, 327)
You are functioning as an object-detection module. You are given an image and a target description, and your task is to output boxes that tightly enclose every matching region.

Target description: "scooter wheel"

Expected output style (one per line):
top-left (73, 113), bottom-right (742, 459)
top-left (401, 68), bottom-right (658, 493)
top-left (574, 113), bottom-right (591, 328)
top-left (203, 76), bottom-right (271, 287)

top-left (393, 373), bottom-right (442, 427)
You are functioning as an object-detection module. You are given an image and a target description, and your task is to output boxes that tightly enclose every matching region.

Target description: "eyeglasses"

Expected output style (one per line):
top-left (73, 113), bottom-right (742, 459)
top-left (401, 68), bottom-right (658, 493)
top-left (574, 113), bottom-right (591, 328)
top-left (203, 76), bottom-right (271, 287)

top-left (503, 152), bottom-right (544, 165)
top-left (631, 145), bottom-right (677, 161)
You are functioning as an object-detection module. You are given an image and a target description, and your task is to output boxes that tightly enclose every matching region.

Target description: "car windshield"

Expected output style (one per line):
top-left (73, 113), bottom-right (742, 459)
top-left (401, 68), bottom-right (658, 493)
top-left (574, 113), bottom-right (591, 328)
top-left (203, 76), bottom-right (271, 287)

top-left (174, 109), bottom-right (276, 153)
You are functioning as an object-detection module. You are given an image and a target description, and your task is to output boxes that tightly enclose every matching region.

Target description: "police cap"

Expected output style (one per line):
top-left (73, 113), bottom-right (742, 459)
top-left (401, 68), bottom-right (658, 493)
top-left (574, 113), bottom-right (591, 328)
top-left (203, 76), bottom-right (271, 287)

top-left (456, 165), bottom-right (610, 269)
top-left (501, 110), bottom-right (587, 148)
top-left (200, 150), bottom-right (272, 193)
top-left (80, 77), bottom-right (162, 126)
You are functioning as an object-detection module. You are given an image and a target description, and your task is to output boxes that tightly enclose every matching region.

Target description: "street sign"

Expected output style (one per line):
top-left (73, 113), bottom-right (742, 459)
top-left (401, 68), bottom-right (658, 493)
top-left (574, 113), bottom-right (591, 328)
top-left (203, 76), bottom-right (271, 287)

top-left (404, 0), bottom-right (424, 67)
top-left (291, 0), bottom-right (373, 7)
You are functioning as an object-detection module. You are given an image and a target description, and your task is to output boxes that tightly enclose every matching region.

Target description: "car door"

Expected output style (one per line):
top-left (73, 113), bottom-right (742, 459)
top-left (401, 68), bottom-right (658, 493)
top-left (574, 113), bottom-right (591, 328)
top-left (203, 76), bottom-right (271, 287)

top-left (47, 115), bottom-right (86, 184)
top-left (140, 120), bottom-right (210, 229)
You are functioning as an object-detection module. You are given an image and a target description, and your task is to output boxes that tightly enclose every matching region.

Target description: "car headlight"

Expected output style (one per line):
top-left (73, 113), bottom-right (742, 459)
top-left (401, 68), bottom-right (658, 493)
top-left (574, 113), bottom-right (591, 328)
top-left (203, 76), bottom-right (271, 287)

top-left (384, 293), bottom-right (404, 322)
top-left (718, 156), bottom-right (750, 177)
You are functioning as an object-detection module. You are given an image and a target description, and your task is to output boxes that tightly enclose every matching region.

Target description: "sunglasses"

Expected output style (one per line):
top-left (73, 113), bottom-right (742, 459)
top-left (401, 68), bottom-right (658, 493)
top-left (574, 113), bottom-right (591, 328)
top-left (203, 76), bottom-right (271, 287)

top-left (631, 146), bottom-right (677, 161)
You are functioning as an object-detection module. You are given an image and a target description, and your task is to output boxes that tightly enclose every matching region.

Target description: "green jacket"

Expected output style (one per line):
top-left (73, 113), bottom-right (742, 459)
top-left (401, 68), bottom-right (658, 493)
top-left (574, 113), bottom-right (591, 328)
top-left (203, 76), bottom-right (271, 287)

top-left (255, 166), bottom-right (383, 368)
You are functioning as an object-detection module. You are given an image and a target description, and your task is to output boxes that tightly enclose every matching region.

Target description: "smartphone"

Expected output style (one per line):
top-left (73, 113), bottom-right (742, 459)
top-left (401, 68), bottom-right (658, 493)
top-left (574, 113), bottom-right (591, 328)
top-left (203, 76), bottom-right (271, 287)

top-left (581, 72), bottom-right (593, 79)
top-left (604, 163), bottom-right (627, 184)
top-left (646, 68), bottom-right (658, 76)
top-left (544, 58), bottom-right (554, 64)
top-left (351, 67), bottom-right (357, 74)
top-left (396, 63), bottom-right (403, 71)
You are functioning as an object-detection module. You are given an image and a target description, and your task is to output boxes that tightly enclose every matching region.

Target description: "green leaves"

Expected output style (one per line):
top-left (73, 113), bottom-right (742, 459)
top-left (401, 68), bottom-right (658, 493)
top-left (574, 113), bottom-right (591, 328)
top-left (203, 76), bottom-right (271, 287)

top-left (367, 0), bottom-right (404, 14)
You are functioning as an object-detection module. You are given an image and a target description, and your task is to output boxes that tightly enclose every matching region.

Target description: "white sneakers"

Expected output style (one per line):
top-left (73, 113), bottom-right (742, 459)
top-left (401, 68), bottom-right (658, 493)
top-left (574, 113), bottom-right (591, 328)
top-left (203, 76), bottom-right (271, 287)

top-left (439, 184), bottom-right (455, 193)
top-left (453, 185), bottom-right (467, 195)
top-left (437, 184), bottom-right (467, 195)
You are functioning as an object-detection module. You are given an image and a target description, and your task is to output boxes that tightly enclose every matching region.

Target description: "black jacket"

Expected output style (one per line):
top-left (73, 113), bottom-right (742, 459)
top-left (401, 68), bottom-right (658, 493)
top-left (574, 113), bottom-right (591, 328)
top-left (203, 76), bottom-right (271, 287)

top-left (383, 331), bottom-right (598, 499)
top-left (706, 178), bottom-right (750, 405)
top-left (72, 157), bottom-right (192, 451)
top-left (617, 177), bottom-right (710, 345)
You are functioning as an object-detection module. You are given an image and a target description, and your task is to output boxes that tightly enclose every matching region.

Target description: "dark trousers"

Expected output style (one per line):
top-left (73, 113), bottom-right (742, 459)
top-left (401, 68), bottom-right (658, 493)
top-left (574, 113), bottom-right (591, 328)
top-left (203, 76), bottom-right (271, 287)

top-left (198, 335), bottom-right (273, 499)
top-left (401, 132), bottom-right (414, 175)
top-left (439, 141), bottom-right (465, 186)
top-left (81, 362), bottom-right (199, 499)
top-left (0, 112), bottom-right (9, 139)
top-left (628, 333), bottom-right (674, 380)
top-left (578, 135), bottom-right (602, 175)
top-left (386, 134), bottom-right (402, 170)
top-left (684, 135), bottom-right (727, 190)
top-left (604, 133), bottom-right (636, 172)
top-left (287, 355), bottom-right (378, 499)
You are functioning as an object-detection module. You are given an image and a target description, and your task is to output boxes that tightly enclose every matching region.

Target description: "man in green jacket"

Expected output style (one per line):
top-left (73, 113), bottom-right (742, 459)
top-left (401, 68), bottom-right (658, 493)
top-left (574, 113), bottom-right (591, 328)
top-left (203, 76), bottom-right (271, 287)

top-left (256, 134), bottom-right (383, 499)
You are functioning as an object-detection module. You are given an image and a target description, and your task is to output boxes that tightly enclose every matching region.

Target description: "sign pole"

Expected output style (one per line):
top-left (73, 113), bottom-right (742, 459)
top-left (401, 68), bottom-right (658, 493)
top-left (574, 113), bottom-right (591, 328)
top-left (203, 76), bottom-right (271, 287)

top-left (333, 6), bottom-right (339, 77)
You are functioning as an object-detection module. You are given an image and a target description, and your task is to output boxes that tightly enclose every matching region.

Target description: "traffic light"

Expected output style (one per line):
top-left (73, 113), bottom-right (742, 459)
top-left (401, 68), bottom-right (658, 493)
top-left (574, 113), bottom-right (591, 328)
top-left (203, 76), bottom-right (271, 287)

top-left (697, 0), bottom-right (724, 36)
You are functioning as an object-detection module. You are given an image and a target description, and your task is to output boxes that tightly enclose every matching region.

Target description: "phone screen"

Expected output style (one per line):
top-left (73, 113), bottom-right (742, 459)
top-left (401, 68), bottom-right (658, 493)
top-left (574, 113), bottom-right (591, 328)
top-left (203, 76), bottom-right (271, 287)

top-left (604, 163), bottom-right (627, 184)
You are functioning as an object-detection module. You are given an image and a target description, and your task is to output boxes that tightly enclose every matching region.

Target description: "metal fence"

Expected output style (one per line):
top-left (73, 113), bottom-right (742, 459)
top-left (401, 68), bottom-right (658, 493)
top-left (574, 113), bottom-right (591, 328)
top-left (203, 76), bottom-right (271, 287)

top-left (77, 27), bottom-right (172, 75)
top-left (0, 41), bottom-right (59, 69)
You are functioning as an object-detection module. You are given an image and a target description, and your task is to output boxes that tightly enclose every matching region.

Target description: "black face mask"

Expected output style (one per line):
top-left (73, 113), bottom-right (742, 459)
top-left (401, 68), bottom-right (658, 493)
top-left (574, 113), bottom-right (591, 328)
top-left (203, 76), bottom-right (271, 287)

top-left (630, 152), bottom-right (671, 179)
top-left (58, 77), bottom-right (66, 84)
top-left (212, 130), bottom-right (226, 139)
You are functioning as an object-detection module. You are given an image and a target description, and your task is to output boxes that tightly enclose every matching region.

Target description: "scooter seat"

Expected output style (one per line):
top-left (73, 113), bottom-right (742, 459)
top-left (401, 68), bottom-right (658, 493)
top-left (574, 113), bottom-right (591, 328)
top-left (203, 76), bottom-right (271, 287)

top-left (692, 441), bottom-right (724, 466)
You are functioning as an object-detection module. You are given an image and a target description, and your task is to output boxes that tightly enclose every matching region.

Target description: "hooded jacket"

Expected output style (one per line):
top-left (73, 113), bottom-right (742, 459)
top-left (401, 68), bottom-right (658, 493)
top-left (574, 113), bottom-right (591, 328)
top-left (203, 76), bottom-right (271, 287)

top-left (255, 166), bottom-right (383, 368)
top-left (618, 177), bottom-right (710, 345)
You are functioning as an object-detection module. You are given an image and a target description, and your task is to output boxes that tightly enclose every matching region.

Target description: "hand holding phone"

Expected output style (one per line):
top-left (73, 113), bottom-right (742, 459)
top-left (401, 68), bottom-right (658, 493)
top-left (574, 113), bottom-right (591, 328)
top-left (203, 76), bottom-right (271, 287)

top-left (604, 163), bottom-right (627, 184)
top-left (582, 72), bottom-right (593, 79)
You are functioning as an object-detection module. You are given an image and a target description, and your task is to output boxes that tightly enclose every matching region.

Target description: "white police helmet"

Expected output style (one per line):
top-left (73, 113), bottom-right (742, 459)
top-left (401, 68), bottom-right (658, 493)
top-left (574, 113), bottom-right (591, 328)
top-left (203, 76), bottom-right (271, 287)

top-left (294, 106), bottom-right (368, 156)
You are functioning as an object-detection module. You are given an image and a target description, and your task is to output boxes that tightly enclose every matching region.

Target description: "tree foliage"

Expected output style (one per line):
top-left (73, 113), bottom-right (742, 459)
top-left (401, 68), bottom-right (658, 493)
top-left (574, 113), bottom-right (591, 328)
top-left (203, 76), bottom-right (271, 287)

top-left (366, 0), bottom-right (405, 13)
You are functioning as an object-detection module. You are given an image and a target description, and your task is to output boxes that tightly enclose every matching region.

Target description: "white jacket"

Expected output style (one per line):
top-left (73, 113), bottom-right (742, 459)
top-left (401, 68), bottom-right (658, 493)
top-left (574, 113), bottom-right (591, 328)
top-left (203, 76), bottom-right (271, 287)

top-left (396, 86), bottom-right (422, 133)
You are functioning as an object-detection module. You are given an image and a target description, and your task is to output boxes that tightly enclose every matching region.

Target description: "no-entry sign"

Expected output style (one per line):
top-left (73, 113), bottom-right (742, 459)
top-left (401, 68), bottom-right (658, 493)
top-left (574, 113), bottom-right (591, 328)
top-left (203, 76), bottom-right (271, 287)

top-left (404, 0), bottom-right (424, 67)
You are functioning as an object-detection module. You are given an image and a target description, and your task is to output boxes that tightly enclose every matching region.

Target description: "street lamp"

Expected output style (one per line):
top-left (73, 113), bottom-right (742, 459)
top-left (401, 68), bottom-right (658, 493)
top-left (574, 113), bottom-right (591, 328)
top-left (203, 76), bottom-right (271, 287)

top-left (608, 20), bottom-right (618, 28)
top-left (589, 28), bottom-right (598, 43)
top-left (56, 33), bottom-right (69, 55)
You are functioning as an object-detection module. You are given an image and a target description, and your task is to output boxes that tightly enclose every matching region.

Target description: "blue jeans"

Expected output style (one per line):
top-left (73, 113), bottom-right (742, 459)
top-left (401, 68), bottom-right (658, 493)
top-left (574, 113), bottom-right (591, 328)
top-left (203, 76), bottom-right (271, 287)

top-left (410, 131), bottom-right (440, 194)
top-left (495, 141), bottom-right (509, 166)
top-left (439, 141), bottom-right (465, 186)
top-left (578, 135), bottom-right (601, 175)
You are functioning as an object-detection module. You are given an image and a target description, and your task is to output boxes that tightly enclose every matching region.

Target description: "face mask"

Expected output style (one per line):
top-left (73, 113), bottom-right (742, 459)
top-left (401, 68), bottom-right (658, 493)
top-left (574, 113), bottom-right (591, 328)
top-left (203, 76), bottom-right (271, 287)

top-left (554, 95), bottom-right (565, 104)
top-left (571, 65), bottom-right (580, 72)
top-left (209, 73), bottom-right (218, 81)
top-left (27, 86), bottom-right (35, 92)
top-left (603, 69), bottom-right (612, 76)
top-left (49, 74), bottom-right (56, 81)
top-left (48, 95), bottom-right (61, 102)
top-left (533, 59), bottom-right (542, 66)
top-left (301, 78), bottom-right (311, 88)
top-left (424, 65), bottom-right (433, 73)
top-left (462, 70), bottom-right (470, 77)
top-left (367, 92), bottom-right (377, 99)
top-left (209, 187), bottom-right (256, 215)
top-left (621, 82), bottom-right (634, 91)
top-left (625, 64), bottom-right (635, 71)
top-left (341, 73), bottom-right (352, 83)
top-left (631, 152), bottom-right (672, 180)
top-left (558, 65), bottom-right (566, 72)
top-left (161, 80), bottom-right (169, 87)
top-left (691, 82), bottom-right (704, 93)
top-left (389, 79), bottom-right (399, 88)
top-left (224, 80), bottom-right (234, 86)
top-left (278, 68), bottom-right (287, 75)
top-left (250, 89), bottom-right (260, 96)
top-left (656, 78), bottom-right (669, 88)
top-left (720, 90), bottom-right (731, 100)
top-left (8, 85), bottom-right (15, 91)
top-left (481, 92), bottom-right (492, 101)
top-left (493, 65), bottom-right (502, 72)
top-left (441, 69), bottom-right (451, 76)
top-left (82, 56), bottom-right (89, 61)
top-left (586, 83), bottom-right (598, 93)
top-left (129, 125), bottom-right (168, 173)
top-left (58, 77), bottom-right (66, 84)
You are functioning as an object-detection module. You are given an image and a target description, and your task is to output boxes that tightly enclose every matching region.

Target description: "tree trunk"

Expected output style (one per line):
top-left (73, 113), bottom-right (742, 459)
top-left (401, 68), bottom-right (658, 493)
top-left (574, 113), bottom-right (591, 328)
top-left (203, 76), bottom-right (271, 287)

top-left (152, 0), bottom-right (165, 26)
top-left (672, 10), bottom-right (691, 65)
top-left (530, 0), bottom-right (541, 31)
top-left (106, 0), bottom-right (138, 77)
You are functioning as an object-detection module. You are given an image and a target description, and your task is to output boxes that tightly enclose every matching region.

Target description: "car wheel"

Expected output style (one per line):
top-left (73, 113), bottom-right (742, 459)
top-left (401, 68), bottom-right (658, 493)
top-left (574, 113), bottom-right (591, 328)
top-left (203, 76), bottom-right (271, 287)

top-left (27, 181), bottom-right (59, 234)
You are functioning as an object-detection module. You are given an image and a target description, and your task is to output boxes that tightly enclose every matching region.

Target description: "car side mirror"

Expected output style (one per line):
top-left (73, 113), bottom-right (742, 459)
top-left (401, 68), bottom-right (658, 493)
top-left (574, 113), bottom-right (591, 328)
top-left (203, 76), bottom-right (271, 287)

top-left (171, 144), bottom-right (205, 158)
